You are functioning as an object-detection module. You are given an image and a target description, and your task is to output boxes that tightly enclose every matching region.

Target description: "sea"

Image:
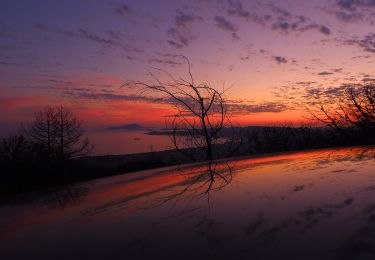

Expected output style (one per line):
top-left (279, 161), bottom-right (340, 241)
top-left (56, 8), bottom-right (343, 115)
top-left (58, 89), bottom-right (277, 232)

top-left (85, 130), bottom-right (173, 156)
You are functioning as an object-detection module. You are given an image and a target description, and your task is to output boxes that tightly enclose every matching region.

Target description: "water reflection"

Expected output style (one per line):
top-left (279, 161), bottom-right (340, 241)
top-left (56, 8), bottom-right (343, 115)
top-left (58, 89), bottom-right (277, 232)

top-left (1, 185), bottom-right (91, 208)
top-left (86, 130), bottom-right (172, 155)
top-left (1, 146), bottom-right (375, 259)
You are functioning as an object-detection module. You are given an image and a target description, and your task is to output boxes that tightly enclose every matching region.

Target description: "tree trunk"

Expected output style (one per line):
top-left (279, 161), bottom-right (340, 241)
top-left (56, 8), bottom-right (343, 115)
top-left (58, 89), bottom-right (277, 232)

top-left (60, 107), bottom-right (64, 160)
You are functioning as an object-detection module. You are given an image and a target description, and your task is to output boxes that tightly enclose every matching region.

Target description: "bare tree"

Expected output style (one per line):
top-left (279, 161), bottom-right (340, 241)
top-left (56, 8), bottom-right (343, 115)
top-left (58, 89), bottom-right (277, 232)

top-left (309, 81), bottom-right (375, 143)
top-left (128, 56), bottom-right (240, 192)
top-left (23, 106), bottom-right (57, 161)
top-left (55, 106), bottom-right (93, 160)
top-left (23, 105), bottom-right (93, 161)
top-left (0, 134), bottom-right (30, 163)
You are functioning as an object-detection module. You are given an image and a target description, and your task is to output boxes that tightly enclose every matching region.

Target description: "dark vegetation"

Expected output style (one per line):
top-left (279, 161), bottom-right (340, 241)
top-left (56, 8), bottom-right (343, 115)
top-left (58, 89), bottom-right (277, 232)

top-left (1, 78), bottom-right (374, 198)
top-left (0, 106), bottom-right (93, 197)
top-left (311, 82), bottom-right (375, 144)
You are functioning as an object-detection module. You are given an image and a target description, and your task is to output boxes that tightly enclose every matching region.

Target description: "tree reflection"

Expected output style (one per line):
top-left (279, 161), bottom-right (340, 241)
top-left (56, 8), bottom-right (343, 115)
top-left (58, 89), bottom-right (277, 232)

top-left (148, 160), bottom-right (234, 211)
top-left (1, 184), bottom-right (91, 208)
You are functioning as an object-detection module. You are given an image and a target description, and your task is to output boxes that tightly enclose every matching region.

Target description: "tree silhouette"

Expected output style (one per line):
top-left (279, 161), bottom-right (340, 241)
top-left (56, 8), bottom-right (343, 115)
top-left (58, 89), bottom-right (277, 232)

top-left (23, 105), bottom-right (93, 161)
top-left (310, 81), bottom-right (375, 143)
top-left (0, 134), bottom-right (30, 163)
top-left (129, 56), bottom-right (240, 193)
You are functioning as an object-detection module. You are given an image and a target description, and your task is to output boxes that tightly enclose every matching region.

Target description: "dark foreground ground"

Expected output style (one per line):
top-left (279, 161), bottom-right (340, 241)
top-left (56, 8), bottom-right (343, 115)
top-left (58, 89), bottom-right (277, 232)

top-left (1, 146), bottom-right (375, 259)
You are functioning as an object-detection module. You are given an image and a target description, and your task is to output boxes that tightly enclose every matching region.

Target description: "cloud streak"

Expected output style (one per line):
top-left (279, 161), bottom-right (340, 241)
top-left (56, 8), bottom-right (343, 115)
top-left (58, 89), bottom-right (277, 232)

top-left (214, 15), bottom-right (239, 39)
top-left (343, 33), bottom-right (375, 53)
top-left (113, 4), bottom-right (131, 17)
top-left (63, 89), bottom-right (288, 114)
top-left (273, 56), bottom-right (287, 64)
top-left (227, 102), bottom-right (288, 114)
top-left (330, 0), bottom-right (375, 22)
top-left (35, 24), bottom-right (141, 54)
top-left (166, 10), bottom-right (202, 48)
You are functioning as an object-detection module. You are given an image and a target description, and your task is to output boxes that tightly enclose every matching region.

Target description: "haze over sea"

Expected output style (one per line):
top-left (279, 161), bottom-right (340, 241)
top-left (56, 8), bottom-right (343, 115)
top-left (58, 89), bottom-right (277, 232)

top-left (86, 130), bottom-right (171, 155)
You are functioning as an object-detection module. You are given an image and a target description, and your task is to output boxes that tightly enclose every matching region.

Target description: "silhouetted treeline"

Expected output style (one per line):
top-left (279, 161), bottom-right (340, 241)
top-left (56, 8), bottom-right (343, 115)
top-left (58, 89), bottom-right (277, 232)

top-left (149, 124), bottom-right (373, 156)
top-left (233, 83), bottom-right (375, 154)
top-left (2, 82), bottom-right (375, 198)
top-left (0, 106), bottom-right (94, 197)
top-left (242, 124), bottom-right (371, 155)
top-left (0, 132), bottom-right (171, 198)
top-left (2, 123), bottom-right (374, 198)
top-left (311, 82), bottom-right (375, 144)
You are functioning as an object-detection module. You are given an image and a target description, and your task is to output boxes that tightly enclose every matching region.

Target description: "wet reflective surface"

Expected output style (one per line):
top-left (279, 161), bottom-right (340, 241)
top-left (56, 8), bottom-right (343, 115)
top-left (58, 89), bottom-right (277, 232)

top-left (1, 146), bottom-right (375, 259)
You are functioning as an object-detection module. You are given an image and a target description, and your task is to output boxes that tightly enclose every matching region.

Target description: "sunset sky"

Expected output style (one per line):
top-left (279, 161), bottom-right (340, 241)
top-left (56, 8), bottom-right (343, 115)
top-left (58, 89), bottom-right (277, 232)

top-left (0, 0), bottom-right (374, 135)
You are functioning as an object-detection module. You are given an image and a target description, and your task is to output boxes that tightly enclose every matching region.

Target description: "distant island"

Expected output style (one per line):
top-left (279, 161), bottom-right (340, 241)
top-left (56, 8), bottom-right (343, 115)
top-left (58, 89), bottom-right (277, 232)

top-left (106, 123), bottom-right (155, 131)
